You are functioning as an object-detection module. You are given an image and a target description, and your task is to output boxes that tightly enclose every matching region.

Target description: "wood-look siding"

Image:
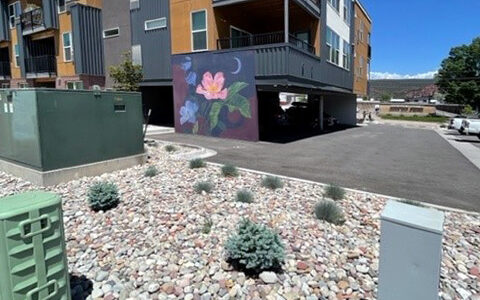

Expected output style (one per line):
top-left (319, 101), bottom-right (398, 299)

top-left (353, 1), bottom-right (371, 97)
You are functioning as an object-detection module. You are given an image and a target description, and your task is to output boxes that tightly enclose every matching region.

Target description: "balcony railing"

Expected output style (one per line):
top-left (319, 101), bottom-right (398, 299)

top-left (21, 8), bottom-right (45, 34)
top-left (217, 31), bottom-right (316, 54)
top-left (25, 55), bottom-right (56, 76)
top-left (0, 61), bottom-right (11, 78)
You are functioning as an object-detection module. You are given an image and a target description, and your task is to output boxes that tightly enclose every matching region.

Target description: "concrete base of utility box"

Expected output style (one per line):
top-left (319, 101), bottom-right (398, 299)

top-left (0, 153), bottom-right (146, 186)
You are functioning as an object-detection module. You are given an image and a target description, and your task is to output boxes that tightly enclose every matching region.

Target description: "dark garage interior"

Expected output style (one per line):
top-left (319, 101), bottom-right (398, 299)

top-left (141, 86), bottom-right (174, 126)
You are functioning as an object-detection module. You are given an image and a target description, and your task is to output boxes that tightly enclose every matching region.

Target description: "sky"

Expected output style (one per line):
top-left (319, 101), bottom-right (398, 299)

top-left (360, 0), bottom-right (480, 79)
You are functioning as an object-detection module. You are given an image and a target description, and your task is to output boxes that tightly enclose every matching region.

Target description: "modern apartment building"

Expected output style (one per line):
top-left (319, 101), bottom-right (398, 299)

top-left (353, 0), bottom-right (371, 98)
top-left (0, 0), bottom-right (104, 89)
top-left (104, 0), bottom-right (372, 141)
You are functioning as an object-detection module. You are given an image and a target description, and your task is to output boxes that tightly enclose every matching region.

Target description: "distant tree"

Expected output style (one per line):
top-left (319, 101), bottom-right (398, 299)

top-left (380, 93), bottom-right (392, 102)
top-left (462, 104), bottom-right (474, 116)
top-left (109, 52), bottom-right (143, 92)
top-left (436, 37), bottom-right (480, 111)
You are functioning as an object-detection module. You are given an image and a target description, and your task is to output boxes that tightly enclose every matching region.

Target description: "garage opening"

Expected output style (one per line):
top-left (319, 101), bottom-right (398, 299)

top-left (141, 86), bottom-right (174, 126)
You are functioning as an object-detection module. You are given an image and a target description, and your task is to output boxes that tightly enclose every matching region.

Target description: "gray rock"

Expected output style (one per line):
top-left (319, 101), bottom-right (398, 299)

top-left (259, 271), bottom-right (278, 284)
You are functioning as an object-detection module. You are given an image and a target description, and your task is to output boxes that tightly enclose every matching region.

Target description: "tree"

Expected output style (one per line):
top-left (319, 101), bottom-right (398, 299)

top-left (436, 37), bottom-right (480, 111)
top-left (380, 93), bottom-right (392, 102)
top-left (109, 52), bottom-right (143, 92)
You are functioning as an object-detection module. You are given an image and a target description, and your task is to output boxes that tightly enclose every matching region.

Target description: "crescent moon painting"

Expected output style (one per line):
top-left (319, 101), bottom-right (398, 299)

top-left (232, 57), bottom-right (242, 75)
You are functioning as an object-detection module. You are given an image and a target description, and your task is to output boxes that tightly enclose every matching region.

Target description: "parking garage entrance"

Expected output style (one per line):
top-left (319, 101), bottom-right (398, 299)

top-left (141, 86), bottom-right (174, 127)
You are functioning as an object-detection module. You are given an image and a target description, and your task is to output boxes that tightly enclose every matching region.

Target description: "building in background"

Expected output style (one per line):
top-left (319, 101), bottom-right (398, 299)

top-left (0, 0), bottom-right (104, 89)
top-left (353, 0), bottom-right (372, 98)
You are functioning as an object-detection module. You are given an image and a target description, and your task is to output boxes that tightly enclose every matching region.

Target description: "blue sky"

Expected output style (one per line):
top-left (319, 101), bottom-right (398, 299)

top-left (361, 0), bottom-right (480, 79)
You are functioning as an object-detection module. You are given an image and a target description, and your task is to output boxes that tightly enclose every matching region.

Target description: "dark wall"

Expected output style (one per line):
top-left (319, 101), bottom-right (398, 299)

top-left (0, 1), bottom-right (9, 41)
top-left (71, 4), bottom-right (105, 76)
top-left (130, 0), bottom-right (172, 85)
top-left (103, 0), bottom-right (132, 88)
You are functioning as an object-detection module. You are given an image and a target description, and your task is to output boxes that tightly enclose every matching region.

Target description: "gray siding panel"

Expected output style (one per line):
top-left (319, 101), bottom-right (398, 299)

top-left (71, 4), bottom-right (104, 75)
top-left (16, 23), bottom-right (25, 76)
top-left (0, 1), bottom-right (9, 41)
top-left (42, 0), bottom-right (58, 29)
top-left (130, 0), bottom-right (172, 83)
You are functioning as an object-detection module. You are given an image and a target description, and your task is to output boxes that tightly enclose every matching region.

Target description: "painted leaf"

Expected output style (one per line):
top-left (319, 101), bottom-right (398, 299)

top-left (227, 82), bottom-right (248, 97)
top-left (228, 94), bottom-right (251, 118)
top-left (209, 102), bottom-right (223, 129)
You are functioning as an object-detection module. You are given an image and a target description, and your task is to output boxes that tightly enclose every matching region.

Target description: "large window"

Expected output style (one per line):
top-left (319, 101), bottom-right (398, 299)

top-left (58, 0), bottom-right (66, 13)
top-left (14, 44), bottom-right (20, 67)
top-left (343, 1), bottom-right (351, 24)
top-left (8, 2), bottom-right (18, 29)
top-left (145, 17), bottom-right (167, 31)
top-left (343, 40), bottom-right (351, 70)
top-left (328, 0), bottom-right (340, 12)
top-left (326, 27), bottom-right (340, 65)
top-left (191, 10), bottom-right (207, 51)
top-left (131, 45), bottom-right (142, 66)
top-left (62, 32), bottom-right (73, 62)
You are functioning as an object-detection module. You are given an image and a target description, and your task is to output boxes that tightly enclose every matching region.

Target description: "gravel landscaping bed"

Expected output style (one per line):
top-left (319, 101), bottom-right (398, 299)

top-left (0, 143), bottom-right (479, 300)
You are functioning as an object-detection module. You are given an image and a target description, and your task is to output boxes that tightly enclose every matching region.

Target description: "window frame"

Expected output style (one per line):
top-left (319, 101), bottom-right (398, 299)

top-left (131, 44), bottom-right (142, 66)
top-left (343, 1), bottom-right (351, 24)
top-left (343, 40), bottom-right (351, 70)
top-left (14, 44), bottom-right (20, 67)
top-left (326, 27), bottom-right (340, 66)
top-left (327, 0), bottom-right (340, 12)
top-left (144, 17), bottom-right (167, 31)
top-left (8, 2), bottom-right (18, 29)
top-left (103, 27), bottom-right (120, 39)
top-left (191, 9), bottom-right (208, 52)
top-left (62, 32), bottom-right (73, 62)
top-left (58, 0), bottom-right (66, 13)
top-left (66, 81), bottom-right (84, 90)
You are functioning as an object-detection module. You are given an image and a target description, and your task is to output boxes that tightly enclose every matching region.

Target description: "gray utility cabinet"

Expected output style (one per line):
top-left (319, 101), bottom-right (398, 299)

top-left (378, 200), bottom-right (444, 300)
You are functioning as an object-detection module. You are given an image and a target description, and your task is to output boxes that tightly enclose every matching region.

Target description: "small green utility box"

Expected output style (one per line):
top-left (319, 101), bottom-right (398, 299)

top-left (0, 192), bottom-right (71, 300)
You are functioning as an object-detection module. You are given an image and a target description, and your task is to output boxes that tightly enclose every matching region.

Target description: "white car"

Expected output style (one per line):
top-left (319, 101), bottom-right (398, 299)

top-left (450, 116), bottom-right (467, 133)
top-left (462, 119), bottom-right (480, 136)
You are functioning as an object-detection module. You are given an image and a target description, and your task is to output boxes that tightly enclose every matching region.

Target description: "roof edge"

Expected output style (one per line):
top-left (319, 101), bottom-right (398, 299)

top-left (354, 0), bottom-right (372, 24)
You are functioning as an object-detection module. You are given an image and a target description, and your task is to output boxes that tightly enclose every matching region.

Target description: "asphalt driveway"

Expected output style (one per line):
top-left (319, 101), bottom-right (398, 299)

top-left (152, 124), bottom-right (480, 212)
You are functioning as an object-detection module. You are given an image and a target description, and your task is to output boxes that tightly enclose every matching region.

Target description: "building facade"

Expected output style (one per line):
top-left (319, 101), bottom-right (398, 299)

top-left (0, 0), bottom-right (104, 89)
top-left (353, 0), bottom-right (371, 98)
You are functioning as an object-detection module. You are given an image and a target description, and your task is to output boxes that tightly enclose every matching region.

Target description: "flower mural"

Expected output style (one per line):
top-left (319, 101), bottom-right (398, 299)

top-left (172, 51), bottom-right (258, 141)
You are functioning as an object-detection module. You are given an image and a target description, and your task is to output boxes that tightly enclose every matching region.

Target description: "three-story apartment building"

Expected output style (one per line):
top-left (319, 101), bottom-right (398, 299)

top-left (0, 0), bottom-right (104, 89)
top-left (353, 0), bottom-right (371, 98)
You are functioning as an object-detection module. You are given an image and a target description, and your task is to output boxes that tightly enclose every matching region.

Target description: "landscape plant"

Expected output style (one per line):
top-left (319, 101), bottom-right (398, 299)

top-left (315, 200), bottom-right (345, 225)
top-left (236, 189), bottom-right (254, 203)
top-left (144, 165), bottom-right (158, 177)
top-left (221, 163), bottom-right (239, 177)
top-left (109, 51), bottom-right (143, 92)
top-left (88, 182), bottom-right (120, 212)
top-left (325, 184), bottom-right (346, 201)
top-left (225, 219), bottom-right (285, 274)
top-left (190, 158), bottom-right (206, 169)
top-left (165, 145), bottom-right (177, 153)
top-left (194, 181), bottom-right (214, 194)
top-left (202, 217), bottom-right (213, 234)
top-left (261, 175), bottom-right (284, 190)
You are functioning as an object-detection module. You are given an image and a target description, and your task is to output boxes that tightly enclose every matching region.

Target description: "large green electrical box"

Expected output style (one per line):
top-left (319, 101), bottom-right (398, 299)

top-left (0, 88), bottom-right (144, 172)
top-left (0, 192), bottom-right (71, 300)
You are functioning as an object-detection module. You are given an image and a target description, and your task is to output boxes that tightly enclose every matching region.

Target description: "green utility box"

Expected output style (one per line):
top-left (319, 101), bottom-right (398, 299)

top-left (0, 88), bottom-right (144, 171)
top-left (0, 192), bottom-right (71, 300)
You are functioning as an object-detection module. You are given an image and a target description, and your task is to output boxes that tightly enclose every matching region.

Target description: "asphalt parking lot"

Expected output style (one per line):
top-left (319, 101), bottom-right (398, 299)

top-left (153, 124), bottom-right (480, 212)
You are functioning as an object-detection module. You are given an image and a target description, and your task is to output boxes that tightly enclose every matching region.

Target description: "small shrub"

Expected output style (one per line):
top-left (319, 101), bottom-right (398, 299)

top-left (88, 182), bottom-right (120, 212)
top-left (315, 200), bottom-right (345, 225)
top-left (324, 184), bottom-right (346, 201)
top-left (190, 158), bottom-right (206, 169)
top-left (202, 218), bottom-right (213, 234)
top-left (194, 181), bottom-right (213, 194)
top-left (144, 165), bottom-right (158, 177)
top-left (225, 219), bottom-right (285, 274)
top-left (221, 163), bottom-right (239, 177)
top-left (165, 145), bottom-right (177, 152)
top-left (236, 189), bottom-right (254, 203)
top-left (261, 176), bottom-right (284, 190)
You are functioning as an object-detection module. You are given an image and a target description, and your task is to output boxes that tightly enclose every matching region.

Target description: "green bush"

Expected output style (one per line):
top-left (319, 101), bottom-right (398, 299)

top-left (236, 189), bottom-right (254, 203)
top-left (315, 200), bottom-right (345, 225)
top-left (261, 175), bottom-right (284, 190)
top-left (202, 218), bottom-right (213, 234)
top-left (165, 145), bottom-right (177, 152)
top-left (194, 181), bottom-right (213, 194)
top-left (88, 182), bottom-right (120, 212)
top-left (325, 184), bottom-right (346, 201)
top-left (221, 163), bottom-right (239, 177)
top-left (225, 219), bottom-right (285, 274)
top-left (190, 158), bottom-right (206, 169)
top-left (144, 165), bottom-right (158, 177)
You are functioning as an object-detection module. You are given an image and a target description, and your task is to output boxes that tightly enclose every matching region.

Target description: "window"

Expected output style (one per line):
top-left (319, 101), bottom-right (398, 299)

top-left (343, 1), bottom-right (351, 24)
top-left (18, 83), bottom-right (28, 88)
top-left (2, 83), bottom-right (10, 89)
top-left (359, 56), bottom-right (364, 78)
top-left (103, 27), bottom-right (120, 38)
top-left (130, 0), bottom-right (139, 10)
top-left (62, 32), bottom-right (73, 62)
top-left (67, 81), bottom-right (83, 90)
top-left (8, 2), bottom-right (18, 29)
top-left (358, 20), bottom-right (364, 43)
top-left (145, 17), bottom-right (167, 31)
top-left (191, 10), bottom-right (207, 51)
top-left (326, 27), bottom-right (340, 65)
top-left (343, 40), bottom-right (351, 70)
top-left (14, 44), bottom-right (20, 67)
top-left (328, 0), bottom-right (340, 12)
top-left (58, 0), bottom-right (66, 13)
top-left (131, 45), bottom-right (142, 66)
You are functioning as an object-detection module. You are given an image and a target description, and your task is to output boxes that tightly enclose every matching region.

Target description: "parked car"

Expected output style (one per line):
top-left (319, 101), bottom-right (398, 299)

top-left (462, 119), bottom-right (480, 136)
top-left (449, 115), bottom-right (467, 133)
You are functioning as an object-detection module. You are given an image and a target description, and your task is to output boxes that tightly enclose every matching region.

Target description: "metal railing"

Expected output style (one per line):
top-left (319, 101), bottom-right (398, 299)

top-left (288, 34), bottom-right (315, 54)
top-left (25, 55), bottom-right (56, 75)
top-left (0, 61), bottom-right (11, 77)
top-left (21, 8), bottom-right (45, 32)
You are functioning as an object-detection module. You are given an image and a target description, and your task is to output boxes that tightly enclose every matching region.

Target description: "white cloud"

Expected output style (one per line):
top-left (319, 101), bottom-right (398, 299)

top-left (370, 70), bottom-right (438, 80)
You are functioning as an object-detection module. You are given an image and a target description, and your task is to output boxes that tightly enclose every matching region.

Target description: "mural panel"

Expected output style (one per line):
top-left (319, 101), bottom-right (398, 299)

top-left (172, 51), bottom-right (258, 141)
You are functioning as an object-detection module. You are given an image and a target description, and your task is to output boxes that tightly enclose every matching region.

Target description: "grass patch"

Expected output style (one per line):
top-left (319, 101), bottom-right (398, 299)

top-left (324, 184), bottom-right (346, 201)
top-left (315, 200), bottom-right (345, 225)
top-left (380, 114), bottom-right (449, 123)
top-left (194, 181), bottom-right (213, 194)
top-left (144, 165), bottom-right (158, 177)
top-left (261, 176), bottom-right (284, 190)
top-left (190, 158), bottom-right (206, 169)
top-left (221, 163), bottom-right (239, 177)
top-left (236, 189), bottom-right (254, 203)
top-left (165, 145), bottom-right (177, 152)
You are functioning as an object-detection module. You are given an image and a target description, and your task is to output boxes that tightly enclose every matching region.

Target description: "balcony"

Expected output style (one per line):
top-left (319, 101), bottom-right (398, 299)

top-left (213, 0), bottom-right (320, 18)
top-left (21, 8), bottom-right (46, 35)
top-left (25, 55), bottom-right (56, 78)
top-left (217, 31), bottom-right (316, 54)
top-left (0, 61), bottom-right (11, 80)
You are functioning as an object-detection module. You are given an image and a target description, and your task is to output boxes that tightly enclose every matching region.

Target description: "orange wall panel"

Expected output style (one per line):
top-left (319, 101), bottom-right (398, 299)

top-left (353, 3), bottom-right (372, 97)
top-left (56, 12), bottom-right (75, 76)
top-left (9, 28), bottom-right (21, 79)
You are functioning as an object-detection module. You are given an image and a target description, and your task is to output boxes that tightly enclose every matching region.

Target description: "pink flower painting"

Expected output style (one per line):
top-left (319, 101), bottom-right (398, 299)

top-left (196, 72), bottom-right (228, 100)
